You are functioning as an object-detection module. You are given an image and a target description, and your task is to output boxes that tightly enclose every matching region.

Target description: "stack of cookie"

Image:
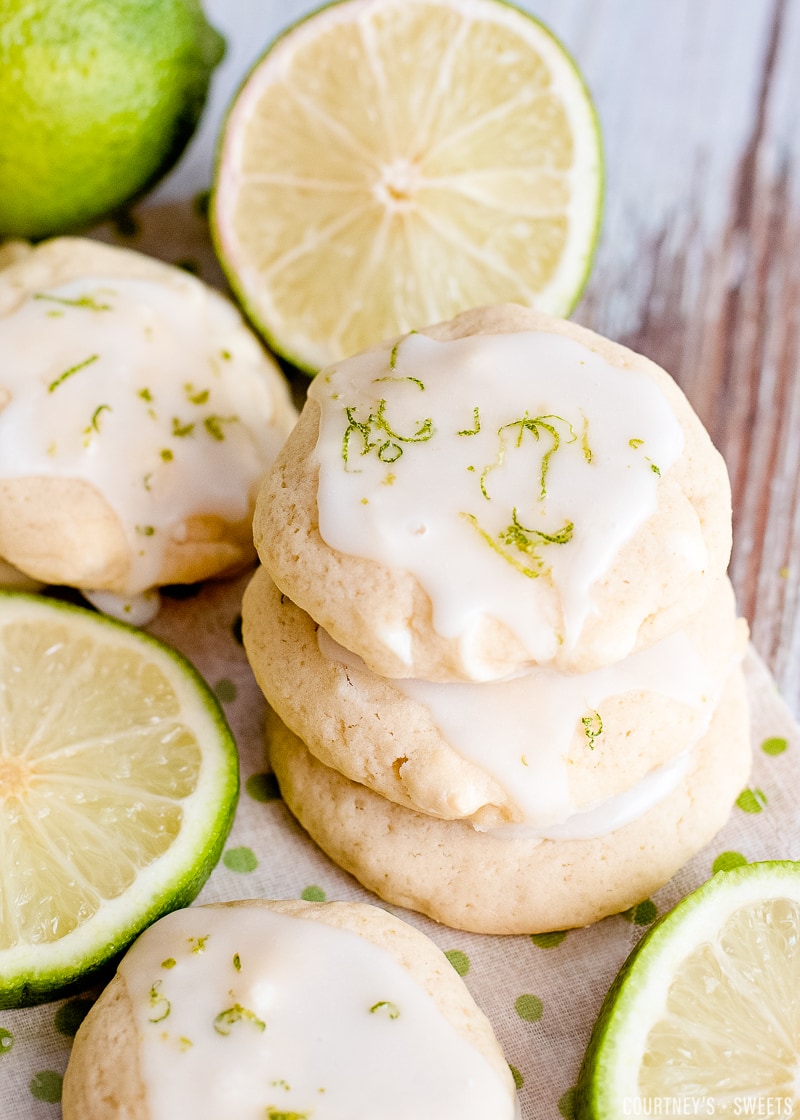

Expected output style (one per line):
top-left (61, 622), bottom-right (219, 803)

top-left (243, 304), bottom-right (750, 935)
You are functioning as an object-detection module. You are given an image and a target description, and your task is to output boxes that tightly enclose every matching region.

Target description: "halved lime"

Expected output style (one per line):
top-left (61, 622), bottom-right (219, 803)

top-left (212, 0), bottom-right (603, 373)
top-left (0, 591), bottom-right (238, 1008)
top-left (576, 861), bottom-right (800, 1117)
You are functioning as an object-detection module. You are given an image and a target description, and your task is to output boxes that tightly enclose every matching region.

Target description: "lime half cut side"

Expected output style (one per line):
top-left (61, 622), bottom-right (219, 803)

top-left (0, 591), bottom-right (239, 1008)
top-left (577, 861), bottom-right (800, 1118)
top-left (212, 0), bottom-right (603, 373)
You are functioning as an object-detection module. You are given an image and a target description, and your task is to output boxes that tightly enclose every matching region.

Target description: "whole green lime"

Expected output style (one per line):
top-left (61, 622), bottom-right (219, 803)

top-left (0, 0), bottom-right (225, 239)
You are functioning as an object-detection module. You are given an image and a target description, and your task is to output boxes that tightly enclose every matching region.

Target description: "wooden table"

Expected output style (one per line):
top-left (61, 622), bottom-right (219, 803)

top-left (544, 0), bottom-right (800, 717)
top-left (182, 0), bottom-right (800, 717)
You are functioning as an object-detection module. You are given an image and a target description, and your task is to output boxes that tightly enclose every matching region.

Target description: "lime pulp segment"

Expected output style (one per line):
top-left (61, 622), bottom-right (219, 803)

top-left (0, 592), bottom-right (238, 1008)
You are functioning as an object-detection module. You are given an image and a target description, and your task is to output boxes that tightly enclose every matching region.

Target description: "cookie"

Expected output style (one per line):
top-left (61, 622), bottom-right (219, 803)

top-left (0, 238), bottom-right (296, 613)
top-left (62, 899), bottom-right (516, 1119)
top-left (243, 564), bottom-right (747, 828)
top-left (264, 666), bottom-right (751, 934)
top-left (254, 304), bottom-right (732, 680)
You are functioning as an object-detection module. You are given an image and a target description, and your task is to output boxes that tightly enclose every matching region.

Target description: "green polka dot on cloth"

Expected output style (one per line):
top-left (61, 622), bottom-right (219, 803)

top-left (736, 787), bottom-right (767, 814)
top-left (712, 850), bottom-right (748, 874)
top-left (514, 993), bottom-right (543, 1023)
top-left (0, 1028), bottom-right (13, 1055)
top-left (223, 846), bottom-right (258, 873)
top-left (245, 772), bottom-right (281, 802)
top-left (509, 1064), bottom-right (524, 1089)
top-left (54, 998), bottom-right (93, 1037)
top-left (621, 898), bottom-right (657, 925)
top-left (29, 1071), bottom-right (62, 1103)
top-left (558, 1086), bottom-right (577, 1119)
top-left (301, 885), bottom-right (326, 902)
top-left (214, 678), bottom-right (237, 703)
top-left (761, 736), bottom-right (788, 756)
top-left (530, 929), bottom-right (568, 949)
top-left (444, 949), bottom-right (470, 976)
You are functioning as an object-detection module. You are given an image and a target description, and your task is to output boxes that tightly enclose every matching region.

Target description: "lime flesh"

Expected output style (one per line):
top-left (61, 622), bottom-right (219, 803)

top-left (0, 591), bottom-right (238, 1008)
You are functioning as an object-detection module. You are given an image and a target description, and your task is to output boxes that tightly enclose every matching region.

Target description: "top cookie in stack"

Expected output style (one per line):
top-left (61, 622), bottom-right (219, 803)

top-left (244, 304), bottom-right (750, 934)
top-left (255, 304), bottom-right (731, 681)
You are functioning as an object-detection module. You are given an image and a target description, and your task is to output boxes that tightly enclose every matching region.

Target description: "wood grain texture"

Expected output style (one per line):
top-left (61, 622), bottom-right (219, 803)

top-left (528, 0), bottom-right (800, 717)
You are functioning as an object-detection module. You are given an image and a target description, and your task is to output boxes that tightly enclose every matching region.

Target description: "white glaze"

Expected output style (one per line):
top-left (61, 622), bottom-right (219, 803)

top-left (119, 905), bottom-right (515, 1120)
top-left (317, 623), bottom-right (725, 837)
top-left (0, 276), bottom-right (293, 595)
top-left (309, 330), bottom-right (687, 670)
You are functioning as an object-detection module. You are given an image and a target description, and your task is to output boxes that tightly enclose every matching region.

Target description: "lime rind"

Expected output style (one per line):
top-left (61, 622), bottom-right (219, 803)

top-left (211, 0), bottom-right (604, 376)
top-left (575, 861), bottom-right (800, 1119)
top-left (0, 591), bottom-right (239, 1009)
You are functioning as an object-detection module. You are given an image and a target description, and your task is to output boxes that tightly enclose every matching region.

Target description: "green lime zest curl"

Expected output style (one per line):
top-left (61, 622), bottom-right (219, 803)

top-left (458, 407), bottom-right (481, 436)
top-left (34, 291), bottom-right (112, 311)
top-left (462, 510), bottom-right (573, 579)
top-left (369, 1000), bottom-right (400, 1019)
top-left (48, 353), bottom-right (99, 393)
top-left (148, 980), bottom-right (171, 1023)
top-left (581, 710), bottom-right (604, 749)
top-left (342, 398), bottom-right (434, 470)
top-left (213, 1003), bottom-right (266, 1036)
top-left (481, 413), bottom-right (578, 502)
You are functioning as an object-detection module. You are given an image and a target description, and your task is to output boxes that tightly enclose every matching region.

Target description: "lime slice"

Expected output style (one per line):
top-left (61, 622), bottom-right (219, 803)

top-left (212, 0), bottom-right (603, 373)
top-left (0, 592), bottom-right (238, 1008)
top-left (576, 861), bottom-right (800, 1117)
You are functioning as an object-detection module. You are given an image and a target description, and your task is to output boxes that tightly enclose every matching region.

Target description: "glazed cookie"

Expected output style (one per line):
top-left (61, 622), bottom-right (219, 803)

top-left (62, 899), bottom-right (516, 1119)
top-left (0, 238), bottom-right (297, 620)
top-left (255, 304), bottom-right (732, 680)
top-left (264, 667), bottom-right (751, 934)
top-left (243, 565), bottom-right (747, 828)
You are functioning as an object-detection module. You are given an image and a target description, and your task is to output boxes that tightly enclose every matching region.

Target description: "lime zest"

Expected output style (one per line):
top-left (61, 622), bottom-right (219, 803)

top-left (369, 1000), bottom-right (400, 1019)
top-left (580, 414), bottom-right (593, 463)
top-left (172, 418), bottom-right (195, 438)
top-left (203, 414), bottom-right (238, 441)
top-left (581, 710), bottom-right (604, 749)
top-left (184, 384), bottom-right (210, 405)
top-left (461, 510), bottom-right (573, 580)
top-left (373, 375), bottom-right (425, 391)
top-left (88, 404), bottom-right (112, 433)
top-left (480, 413), bottom-right (577, 502)
top-left (458, 407), bottom-right (481, 437)
top-left (148, 980), bottom-right (171, 1023)
top-left (341, 398), bottom-right (434, 470)
top-left (34, 292), bottom-right (112, 312)
top-left (48, 354), bottom-right (99, 393)
top-left (213, 1003), bottom-right (266, 1036)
